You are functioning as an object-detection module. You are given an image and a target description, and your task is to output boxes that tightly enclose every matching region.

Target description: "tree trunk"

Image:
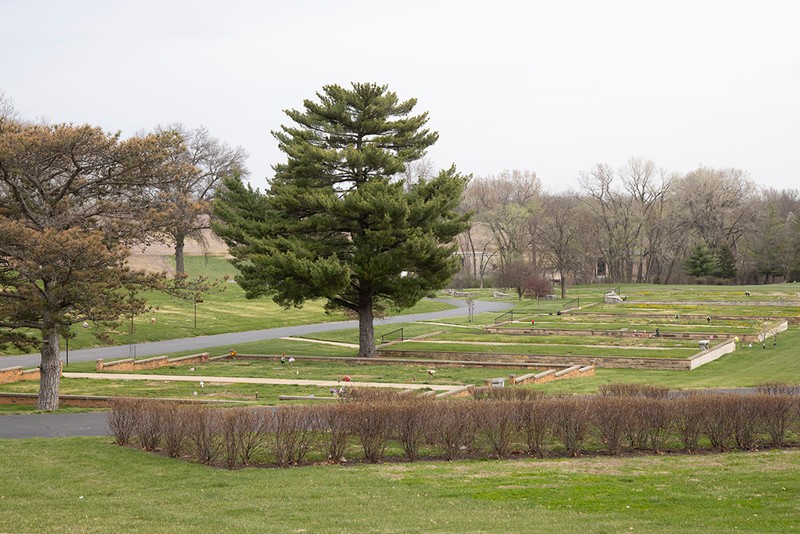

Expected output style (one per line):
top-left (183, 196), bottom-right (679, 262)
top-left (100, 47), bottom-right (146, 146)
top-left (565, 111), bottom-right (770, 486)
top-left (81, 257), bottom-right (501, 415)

top-left (175, 235), bottom-right (186, 275)
top-left (560, 271), bottom-right (567, 299)
top-left (37, 327), bottom-right (61, 411)
top-left (357, 297), bottom-right (376, 358)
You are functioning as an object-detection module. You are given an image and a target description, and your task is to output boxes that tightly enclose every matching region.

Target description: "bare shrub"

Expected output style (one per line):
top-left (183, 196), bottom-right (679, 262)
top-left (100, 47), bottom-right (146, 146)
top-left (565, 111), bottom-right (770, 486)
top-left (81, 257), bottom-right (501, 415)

top-left (599, 383), bottom-right (670, 399)
top-left (517, 398), bottom-right (552, 458)
top-left (592, 396), bottom-right (631, 456)
top-left (236, 407), bottom-right (268, 466)
top-left (702, 394), bottom-right (736, 452)
top-left (641, 398), bottom-right (673, 453)
top-left (161, 404), bottom-right (192, 458)
top-left (349, 401), bottom-right (394, 463)
top-left (730, 395), bottom-right (759, 450)
top-left (471, 386), bottom-right (544, 401)
top-left (673, 394), bottom-right (707, 453)
top-left (550, 396), bottom-right (592, 457)
top-left (475, 400), bottom-right (518, 459)
top-left (108, 398), bottom-right (140, 446)
top-left (427, 400), bottom-right (477, 461)
top-left (392, 399), bottom-right (434, 461)
top-left (136, 400), bottom-right (165, 452)
top-left (318, 403), bottom-right (352, 463)
top-left (342, 388), bottom-right (408, 402)
top-left (625, 398), bottom-right (650, 451)
top-left (269, 405), bottom-right (318, 467)
top-left (756, 394), bottom-right (795, 448)
top-left (187, 406), bottom-right (219, 465)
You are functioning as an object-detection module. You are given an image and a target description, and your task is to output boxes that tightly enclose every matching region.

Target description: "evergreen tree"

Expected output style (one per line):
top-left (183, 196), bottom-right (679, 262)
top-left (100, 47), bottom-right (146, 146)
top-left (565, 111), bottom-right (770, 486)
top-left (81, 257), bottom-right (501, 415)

top-left (684, 242), bottom-right (715, 277)
top-left (712, 244), bottom-right (737, 279)
top-left (214, 83), bottom-right (470, 357)
top-left (0, 119), bottom-right (173, 410)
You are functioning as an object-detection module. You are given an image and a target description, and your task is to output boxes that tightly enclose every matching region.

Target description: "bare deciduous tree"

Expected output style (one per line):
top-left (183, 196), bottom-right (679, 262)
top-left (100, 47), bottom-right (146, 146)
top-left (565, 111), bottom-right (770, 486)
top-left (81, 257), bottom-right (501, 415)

top-left (150, 124), bottom-right (248, 274)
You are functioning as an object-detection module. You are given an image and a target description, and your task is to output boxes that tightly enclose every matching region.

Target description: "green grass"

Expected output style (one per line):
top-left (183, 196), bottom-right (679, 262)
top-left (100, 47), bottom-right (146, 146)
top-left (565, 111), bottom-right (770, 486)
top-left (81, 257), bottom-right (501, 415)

top-left (0, 256), bottom-right (456, 356)
top-left (582, 302), bottom-right (800, 318)
top-left (293, 322), bottom-right (448, 344)
top-left (391, 341), bottom-right (698, 359)
top-left (429, 331), bottom-right (701, 348)
top-left (533, 326), bottom-right (800, 393)
top-left (92, 358), bottom-right (524, 385)
top-left (492, 317), bottom-right (764, 334)
top-left (1, 437), bottom-right (799, 533)
top-left (0, 376), bottom-right (338, 405)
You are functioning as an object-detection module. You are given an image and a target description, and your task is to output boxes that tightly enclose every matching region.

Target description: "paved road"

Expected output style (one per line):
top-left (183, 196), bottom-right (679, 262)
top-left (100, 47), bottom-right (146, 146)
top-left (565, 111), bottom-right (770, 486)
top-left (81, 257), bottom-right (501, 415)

top-left (0, 297), bottom-right (505, 439)
top-left (1, 298), bottom-right (510, 369)
top-left (0, 412), bottom-right (109, 439)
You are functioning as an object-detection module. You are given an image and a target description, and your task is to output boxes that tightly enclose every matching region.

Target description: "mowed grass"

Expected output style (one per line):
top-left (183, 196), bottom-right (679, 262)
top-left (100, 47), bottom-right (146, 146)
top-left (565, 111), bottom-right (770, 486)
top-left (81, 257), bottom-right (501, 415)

top-left (1, 437), bottom-right (799, 533)
top-left (0, 256), bottom-right (455, 356)
top-left (0, 375), bottom-right (339, 404)
top-left (392, 341), bottom-right (697, 359)
top-left (87, 357), bottom-right (522, 386)
top-left (534, 326), bottom-right (800, 394)
top-left (565, 282), bottom-right (800, 303)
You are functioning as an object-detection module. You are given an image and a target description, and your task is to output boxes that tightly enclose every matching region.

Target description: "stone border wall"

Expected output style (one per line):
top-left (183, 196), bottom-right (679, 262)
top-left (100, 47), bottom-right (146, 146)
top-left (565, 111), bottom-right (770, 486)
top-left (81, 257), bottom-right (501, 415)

top-left (484, 319), bottom-right (788, 343)
top-left (0, 363), bottom-right (60, 385)
top-left (380, 340), bottom-right (736, 371)
top-left (483, 325), bottom-right (744, 340)
top-left (564, 311), bottom-right (800, 326)
top-left (96, 352), bottom-right (209, 371)
top-left (510, 365), bottom-right (595, 385)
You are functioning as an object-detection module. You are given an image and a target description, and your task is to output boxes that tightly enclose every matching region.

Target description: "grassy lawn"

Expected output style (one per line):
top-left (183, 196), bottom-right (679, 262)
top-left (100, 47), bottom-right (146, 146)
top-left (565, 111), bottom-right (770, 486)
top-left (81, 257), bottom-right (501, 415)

top-left (91, 358), bottom-right (519, 386)
top-left (491, 317), bottom-right (764, 334)
top-left (391, 341), bottom-right (698, 359)
top-left (565, 282), bottom-right (800, 302)
top-left (428, 331), bottom-right (703, 348)
top-left (1, 437), bottom-right (799, 533)
top-left (0, 376), bottom-right (339, 404)
top-left (291, 322), bottom-right (448, 344)
top-left (580, 302), bottom-right (800, 318)
top-left (533, 326), bottom-right (800, 393)
top-left (0, 256), bottom-right (456, 356)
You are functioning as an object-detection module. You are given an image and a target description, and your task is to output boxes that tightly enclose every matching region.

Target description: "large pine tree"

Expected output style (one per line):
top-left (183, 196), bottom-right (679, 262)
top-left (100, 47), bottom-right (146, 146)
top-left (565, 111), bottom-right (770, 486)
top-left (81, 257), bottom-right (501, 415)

top-left (214, 83), bottom-right (470, 357)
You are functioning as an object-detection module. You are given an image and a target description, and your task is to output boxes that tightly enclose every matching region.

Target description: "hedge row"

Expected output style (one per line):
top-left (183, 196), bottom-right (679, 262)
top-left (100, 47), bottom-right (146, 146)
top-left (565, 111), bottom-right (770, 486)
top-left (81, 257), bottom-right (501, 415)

top-left (109, 385), bottom-right (800, 469)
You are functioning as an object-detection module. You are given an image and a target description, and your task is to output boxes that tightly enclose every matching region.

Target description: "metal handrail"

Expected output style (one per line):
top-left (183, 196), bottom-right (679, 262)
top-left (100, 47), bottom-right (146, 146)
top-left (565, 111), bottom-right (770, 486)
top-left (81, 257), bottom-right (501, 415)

top-left (560, 297), bottom-right (580, 311)
top-left (494, 310), bottom-right (514, 323)
top-left (380, 327), bottom-right (404, 343)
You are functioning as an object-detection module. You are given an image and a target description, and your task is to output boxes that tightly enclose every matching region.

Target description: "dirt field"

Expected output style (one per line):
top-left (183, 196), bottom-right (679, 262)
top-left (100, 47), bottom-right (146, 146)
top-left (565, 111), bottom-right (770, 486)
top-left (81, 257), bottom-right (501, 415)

top-left (127, 229), bottom-right (229, 274)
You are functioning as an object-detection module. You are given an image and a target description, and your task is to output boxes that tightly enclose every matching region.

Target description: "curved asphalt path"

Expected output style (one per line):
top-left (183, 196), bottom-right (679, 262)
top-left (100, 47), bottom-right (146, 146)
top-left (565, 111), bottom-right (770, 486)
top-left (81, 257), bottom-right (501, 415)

top-left (0, 298), bottom-right (509, 439)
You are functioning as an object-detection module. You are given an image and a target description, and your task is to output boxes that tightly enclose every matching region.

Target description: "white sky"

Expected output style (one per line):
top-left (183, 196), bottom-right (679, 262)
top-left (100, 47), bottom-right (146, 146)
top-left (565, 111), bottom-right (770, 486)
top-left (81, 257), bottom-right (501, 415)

top-left (2, 0), bottom-right (799, 192)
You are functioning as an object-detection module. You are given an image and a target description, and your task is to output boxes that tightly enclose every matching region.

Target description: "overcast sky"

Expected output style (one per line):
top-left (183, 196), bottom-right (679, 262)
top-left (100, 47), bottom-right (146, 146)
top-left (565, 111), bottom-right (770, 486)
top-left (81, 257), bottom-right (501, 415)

top-left (2, 0), bottom-right (798, 192)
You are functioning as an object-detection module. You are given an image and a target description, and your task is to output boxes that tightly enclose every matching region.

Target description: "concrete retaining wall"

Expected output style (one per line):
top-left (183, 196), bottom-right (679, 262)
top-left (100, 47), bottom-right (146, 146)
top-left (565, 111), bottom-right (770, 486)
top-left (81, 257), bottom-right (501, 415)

top-left (757, 321), bottom-right (789, 342)
top-left (688, 339), bottom-right (736, 370)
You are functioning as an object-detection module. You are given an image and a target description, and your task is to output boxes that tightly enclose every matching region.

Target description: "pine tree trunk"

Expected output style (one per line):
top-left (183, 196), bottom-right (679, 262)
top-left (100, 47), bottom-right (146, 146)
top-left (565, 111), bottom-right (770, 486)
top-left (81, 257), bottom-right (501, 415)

top-left (357, 298), bottom-right (376, 358)
top-left (37, 327), bottom-right (61, 411)
top-left (175, 236), bottom-right (186, 275)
